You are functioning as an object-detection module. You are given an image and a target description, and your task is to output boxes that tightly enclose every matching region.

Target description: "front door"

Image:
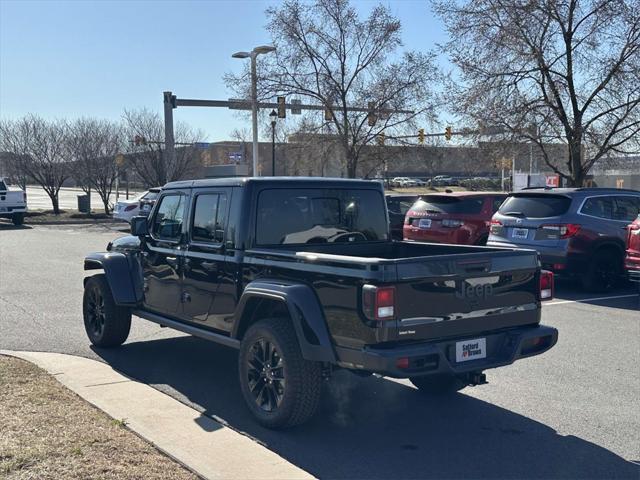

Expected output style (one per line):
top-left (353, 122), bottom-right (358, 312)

top-left (181, 189), bottom-right (234, 331)
top-left (142, 191), bottom-right (188, 315)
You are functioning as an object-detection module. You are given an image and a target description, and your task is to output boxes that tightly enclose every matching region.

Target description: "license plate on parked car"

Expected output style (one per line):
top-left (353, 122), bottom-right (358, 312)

top-left (418, 218), bottom-right (432, 229)
top-left (512, 228), bottom-right (528, 239)
top-left (455, 338), bottom-right (486, 362)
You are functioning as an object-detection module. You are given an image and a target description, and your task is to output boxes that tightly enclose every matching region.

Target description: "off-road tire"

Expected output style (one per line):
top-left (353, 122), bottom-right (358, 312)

top-left (410, 374), bottom-right (467, 394)
top-left (239, 317), bottom-right (323, 429)
top-left (83, 274), bottom-right (131, 347)
top-left (582, 248), bottom-right (622, 292)
top-left (11, 213), bottom-right (24, 226)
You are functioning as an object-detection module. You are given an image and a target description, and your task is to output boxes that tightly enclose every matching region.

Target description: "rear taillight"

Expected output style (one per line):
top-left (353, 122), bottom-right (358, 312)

top-left (539, 224), bottom-right (580, 239)
top-left (124, 204), bottom-right (137, 212)
top-left (490, 219), bottom-right (502, 234)
top-left (442, 219), bottom-right (464, 228)
top-left (362, 285), bottom-right (395, 321)
top-left (539, 270), bottom-right (554, 300)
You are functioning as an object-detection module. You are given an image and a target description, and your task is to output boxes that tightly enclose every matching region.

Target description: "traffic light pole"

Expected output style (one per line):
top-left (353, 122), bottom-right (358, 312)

top-left (163, 92), bottom-right (176, 168)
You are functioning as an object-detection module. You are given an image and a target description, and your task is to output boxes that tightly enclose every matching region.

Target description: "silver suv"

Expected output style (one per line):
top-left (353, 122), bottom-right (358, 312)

top-left (488, 188), bottom-right (640, 291)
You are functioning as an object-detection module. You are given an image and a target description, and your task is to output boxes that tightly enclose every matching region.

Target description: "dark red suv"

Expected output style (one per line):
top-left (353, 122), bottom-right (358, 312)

top-left (403, 192), bottom-right (506, 245)
top-left (625, 215), bottom-right (640, 283)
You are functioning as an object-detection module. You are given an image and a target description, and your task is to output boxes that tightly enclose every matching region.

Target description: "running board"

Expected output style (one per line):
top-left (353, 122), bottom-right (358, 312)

top-left (132, 310), bottom-right (240, 349)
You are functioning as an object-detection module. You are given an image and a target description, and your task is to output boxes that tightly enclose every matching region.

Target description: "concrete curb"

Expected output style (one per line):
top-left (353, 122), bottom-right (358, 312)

top-left (0, 350), bottom-right (314, 480)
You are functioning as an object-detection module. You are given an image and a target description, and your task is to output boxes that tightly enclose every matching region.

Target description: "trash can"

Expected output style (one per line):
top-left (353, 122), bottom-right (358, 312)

top-left (77, 194), bottom-right (90, 213)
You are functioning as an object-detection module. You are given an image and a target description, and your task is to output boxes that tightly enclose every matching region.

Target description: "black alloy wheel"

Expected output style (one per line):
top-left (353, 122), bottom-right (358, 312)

top-left (247, 338), bottom-right (286, 412)
top-left (86, 285), bottom-right (106, 338)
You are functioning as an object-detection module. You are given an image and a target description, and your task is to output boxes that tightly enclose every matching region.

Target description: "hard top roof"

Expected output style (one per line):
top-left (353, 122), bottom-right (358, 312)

top-left (162, 176), bottom-right (382, 190)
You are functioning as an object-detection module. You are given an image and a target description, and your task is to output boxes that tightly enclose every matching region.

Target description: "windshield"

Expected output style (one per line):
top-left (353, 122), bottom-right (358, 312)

top-left (256, 188), bottom-right (388, 245)
top-left (499, 194), bottom-right (571, 218)
top-left (411, 196), bottom-right (483, 214)
top-left (143, 190), bottom-right (160, 201)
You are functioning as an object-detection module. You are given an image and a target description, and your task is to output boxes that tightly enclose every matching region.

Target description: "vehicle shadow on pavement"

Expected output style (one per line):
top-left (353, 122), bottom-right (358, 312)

top-left (0, 223), bottom-right (32, 230)
top-left (552, 280), bottom-right (640, 311)
top-left (93, 337), bottom-right (639, 479)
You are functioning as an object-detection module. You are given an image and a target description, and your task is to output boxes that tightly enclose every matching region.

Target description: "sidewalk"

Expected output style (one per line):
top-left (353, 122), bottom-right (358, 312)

top-left (0, 350), bottom-right (313, 480)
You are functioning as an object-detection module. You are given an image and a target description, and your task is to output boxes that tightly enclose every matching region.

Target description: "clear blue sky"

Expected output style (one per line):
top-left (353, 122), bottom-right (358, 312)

top-left (0, 0), bottom-right (448, 142)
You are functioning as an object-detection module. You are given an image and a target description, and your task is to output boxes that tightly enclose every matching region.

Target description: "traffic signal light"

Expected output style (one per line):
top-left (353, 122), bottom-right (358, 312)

top-left (368, 102), bottom-right (377, 127)
top-left (418, 128), bottom-right (425, 145)
top-left (277, 96), bottom-right (286, 119)
top-left (445, 126), bottom-right (452, 141)
top-left (377, 132), bottom-right (386, 146)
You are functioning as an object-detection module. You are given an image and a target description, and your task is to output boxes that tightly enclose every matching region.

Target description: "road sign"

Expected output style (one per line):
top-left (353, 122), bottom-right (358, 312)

top-left (545, 175), bottom-right (560, 187)
top-left (194, 142), bottom-right (210, 149)
top-left (115, 154), bottom-right (125, 167)
top-left (228, 151), bottom-right (243, 163)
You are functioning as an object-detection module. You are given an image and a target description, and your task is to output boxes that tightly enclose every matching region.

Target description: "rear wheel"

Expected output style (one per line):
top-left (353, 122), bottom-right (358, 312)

top-left (83, 274), bottom-right (131, 347)
top-left (238, 318), bottom-right (323, 428)
top-left (12, 213), bottom-right (24, 226)
top-left (410, 374), bottom-right (467, 394)
top-left (582, 249), bottom-right (622, 292)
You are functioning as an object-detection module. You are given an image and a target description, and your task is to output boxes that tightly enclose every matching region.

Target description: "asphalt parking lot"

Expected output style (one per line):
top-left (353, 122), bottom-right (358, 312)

top-left (1, 222), bottom-right (638, 479)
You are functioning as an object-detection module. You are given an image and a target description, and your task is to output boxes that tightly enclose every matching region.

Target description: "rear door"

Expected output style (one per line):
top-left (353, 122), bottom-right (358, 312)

top-left (181, 188), bottom-right (234, 331)
top-left (489, 193), bottom-right (573, 247)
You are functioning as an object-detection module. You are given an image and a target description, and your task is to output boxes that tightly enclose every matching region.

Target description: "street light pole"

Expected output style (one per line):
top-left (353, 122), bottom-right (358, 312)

top-left (269, 110), bottom-right (277, 176)
top-left (232, 45), bottom-right (276, 177)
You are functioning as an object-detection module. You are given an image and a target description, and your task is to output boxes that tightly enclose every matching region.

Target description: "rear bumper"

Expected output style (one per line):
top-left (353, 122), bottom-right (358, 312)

top-left (488, 240), bottom-right (587, 273)
top-left (334, 324), bottom-right (558, 378)
top-left (627, 268), bottom-right (640, 282)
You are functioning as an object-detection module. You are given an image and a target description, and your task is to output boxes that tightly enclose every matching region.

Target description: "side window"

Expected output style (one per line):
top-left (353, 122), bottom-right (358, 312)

top-left (152, 194), bottom-right (186, 241)
top-left (191, 194), bottom-right (228, 243)
top-left (581, 197), bottom-right (614, 219)
top-left (613, 196), bottom-right (640, 222)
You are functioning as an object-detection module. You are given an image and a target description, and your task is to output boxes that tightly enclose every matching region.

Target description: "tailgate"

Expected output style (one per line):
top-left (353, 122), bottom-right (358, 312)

top-left (393, 250), bottom-right (540, 342)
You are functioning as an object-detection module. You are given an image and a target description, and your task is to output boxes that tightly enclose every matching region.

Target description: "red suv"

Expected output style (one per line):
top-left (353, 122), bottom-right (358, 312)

top-left (403, 192), bottom-right (506, 245)
top-left (625, 215), bottom-right (640, 283)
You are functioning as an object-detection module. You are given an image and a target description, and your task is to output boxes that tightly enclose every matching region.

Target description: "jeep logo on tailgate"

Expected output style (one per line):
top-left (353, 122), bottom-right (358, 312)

top-left (455, 282), bottom-right (493, 300)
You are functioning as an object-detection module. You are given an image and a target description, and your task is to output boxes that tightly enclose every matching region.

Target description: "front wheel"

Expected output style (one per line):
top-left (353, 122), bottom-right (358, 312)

top-left (410, 374), bottom-right (467, 394)
top-left (83, 274), bottom-right (131, 347)
top-left (238, 318), bottom-right (323, 428)
top-left (12, 213), bottom-right (24, 226)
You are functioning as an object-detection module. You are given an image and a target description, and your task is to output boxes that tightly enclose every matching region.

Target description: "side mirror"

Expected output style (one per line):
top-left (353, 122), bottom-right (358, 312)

top-left (130, 216), bottom-right (149, 237)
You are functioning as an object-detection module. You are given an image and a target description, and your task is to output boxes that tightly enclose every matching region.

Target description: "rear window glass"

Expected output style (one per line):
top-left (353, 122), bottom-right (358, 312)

top-left (411, 196), bottom-right (483, 214)
top-left (256, 188), bottom-right (388, 245)
top-left (499, 195), bottom-right (571, 218)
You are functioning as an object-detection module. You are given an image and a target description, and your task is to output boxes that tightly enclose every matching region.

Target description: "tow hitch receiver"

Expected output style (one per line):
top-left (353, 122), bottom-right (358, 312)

top-left (467, 372), bottom-right (487, 386)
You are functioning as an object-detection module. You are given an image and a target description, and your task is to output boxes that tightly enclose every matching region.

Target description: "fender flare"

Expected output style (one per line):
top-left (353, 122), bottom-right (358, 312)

top-left (84, 252), bottom-right (143, 306)
top-left (232, 280), bottom-right (336, 363)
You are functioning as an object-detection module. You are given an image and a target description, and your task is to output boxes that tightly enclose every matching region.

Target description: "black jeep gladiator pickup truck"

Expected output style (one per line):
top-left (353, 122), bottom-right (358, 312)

top-left (83, 177), bottom-right (557, 428)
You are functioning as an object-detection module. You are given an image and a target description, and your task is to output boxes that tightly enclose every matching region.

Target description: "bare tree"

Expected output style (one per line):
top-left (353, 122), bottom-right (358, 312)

top-left (122, 108), bottom-right (203, 187)
top-left (66, 118), bottom-right (123, 214)
top-left (226, 0), bottom-right (439, 178)
top-left (435, 0), bottom-right (640, 186)
top-left (0, 115), bottom-right (69, 213)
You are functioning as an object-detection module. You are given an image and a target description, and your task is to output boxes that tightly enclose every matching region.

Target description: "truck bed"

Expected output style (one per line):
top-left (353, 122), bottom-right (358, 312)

top-left (247, 240), bottom-right (541, 345)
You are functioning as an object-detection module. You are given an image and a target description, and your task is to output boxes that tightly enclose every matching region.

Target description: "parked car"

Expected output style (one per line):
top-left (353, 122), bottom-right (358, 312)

top-left (624, 214), bottom-right (640, 283)
top-left (488, 187), bottom-right (640, 291)
top-left (390, 177), bottom-right (417, 188)
top-left (113, 189), bottom-right (158, 223)
top-left (386, 193), bottom-right (422, 240)
top-left (83, 177), bottom-right (556, 428)
top-left (0, 178), bottom-right (27, 225)
top-left (430, 175), bottom-right (454, 187)
top-left (410, 178), bottom-right (427, 186)
top-left (138, 187), bottom-right (161, 216)
top-left (404, 192), bottom-right (506, 245)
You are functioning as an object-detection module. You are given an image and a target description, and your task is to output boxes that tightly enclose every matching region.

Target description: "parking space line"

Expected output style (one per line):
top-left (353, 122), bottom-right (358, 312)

top-left (546, 294), bottom-right (639, 306)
